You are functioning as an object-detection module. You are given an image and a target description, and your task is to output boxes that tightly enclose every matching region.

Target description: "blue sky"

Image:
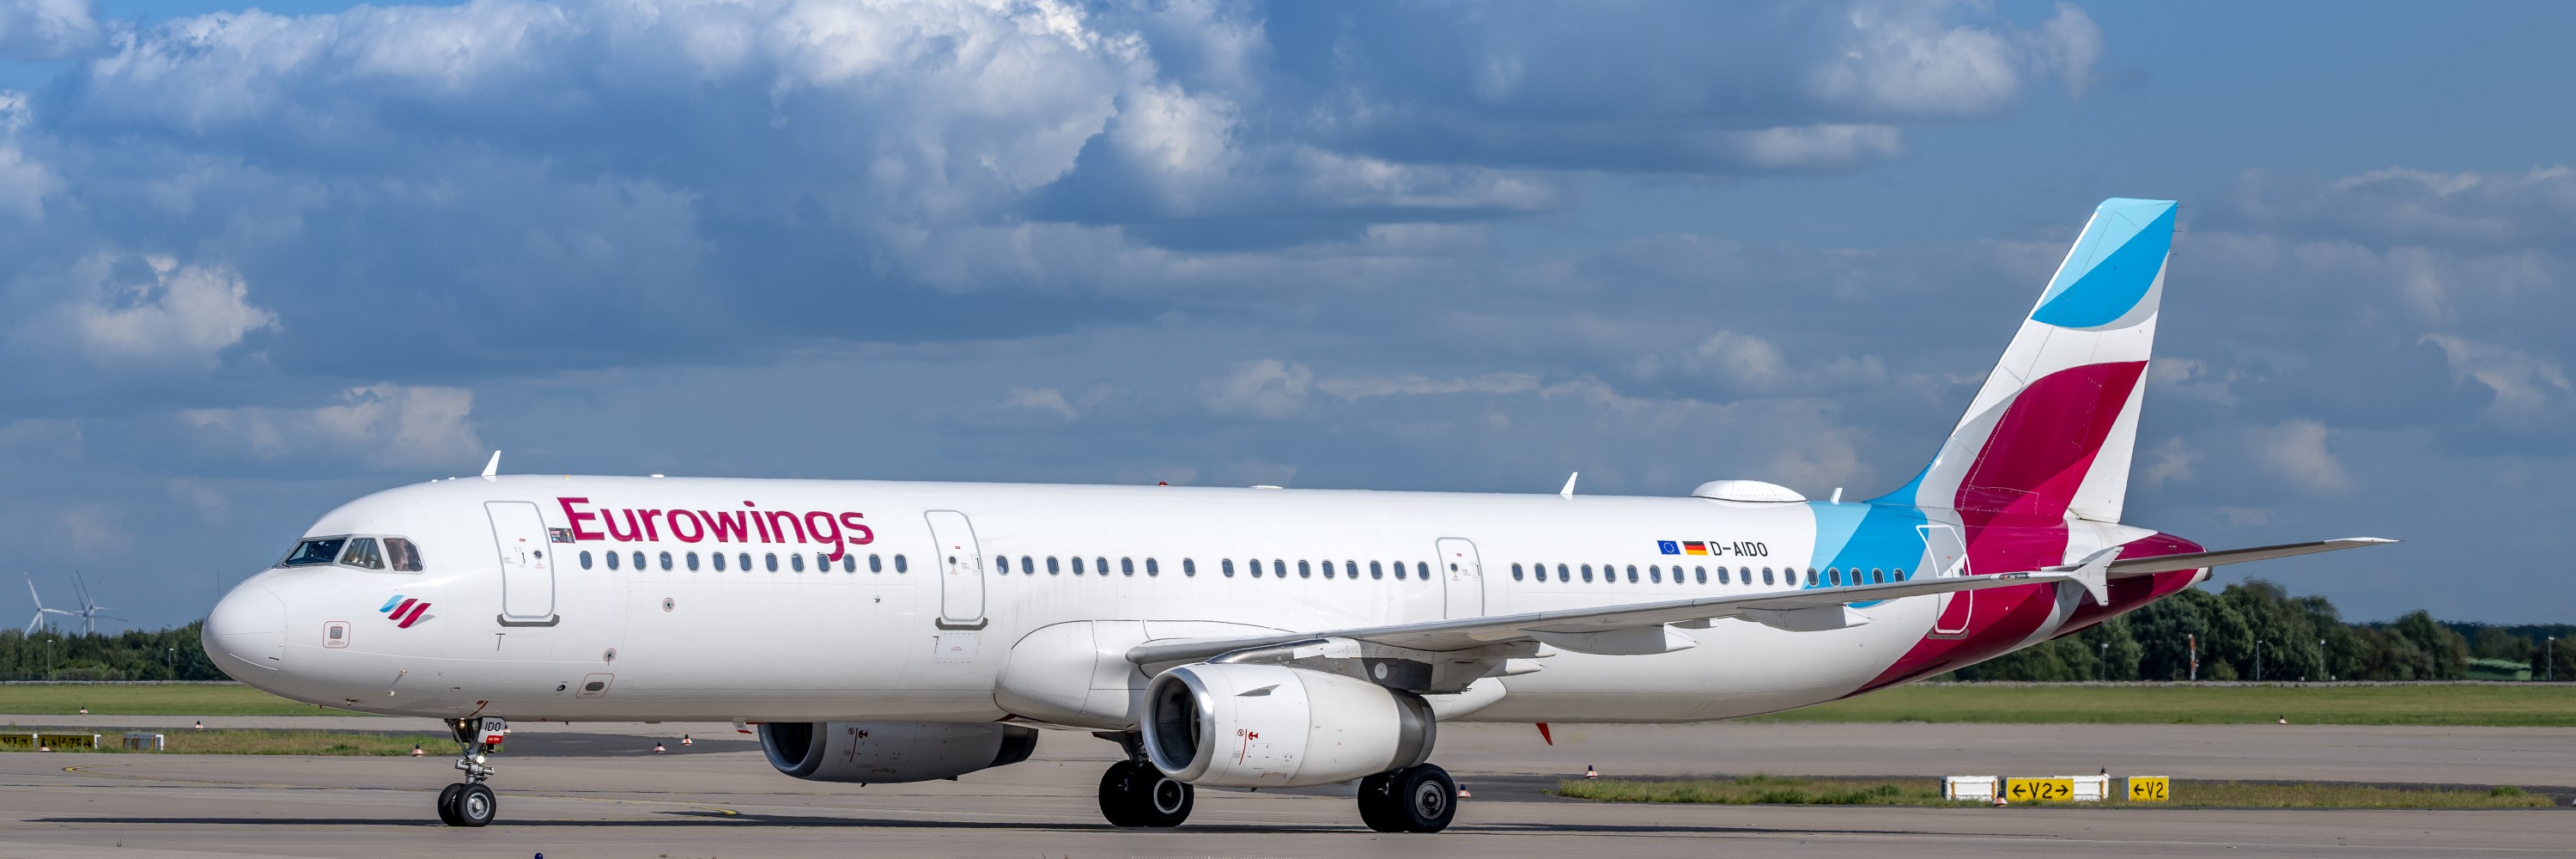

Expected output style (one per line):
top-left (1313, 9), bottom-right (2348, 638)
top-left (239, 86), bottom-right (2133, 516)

top-left (2, 0), bottom-right (2570, 629)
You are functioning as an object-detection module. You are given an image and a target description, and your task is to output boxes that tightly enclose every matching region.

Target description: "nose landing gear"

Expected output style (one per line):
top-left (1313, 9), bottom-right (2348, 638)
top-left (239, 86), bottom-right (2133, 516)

top-left (438, 716), bottom-right (507, 827)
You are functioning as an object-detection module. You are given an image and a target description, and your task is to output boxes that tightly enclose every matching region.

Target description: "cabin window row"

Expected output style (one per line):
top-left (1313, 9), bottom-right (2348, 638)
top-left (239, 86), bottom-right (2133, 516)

top-left (981, 556), bottom-right (1435, 581)
top-left (578, 549), bottom-right (909, 575)
top-left (1508, 563), bottom-right (1906, 587)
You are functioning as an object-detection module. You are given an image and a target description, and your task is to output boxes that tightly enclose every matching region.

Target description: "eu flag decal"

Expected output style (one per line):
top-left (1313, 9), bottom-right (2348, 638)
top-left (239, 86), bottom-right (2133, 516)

top-left (1656, 540), bottom-right (1680, 555)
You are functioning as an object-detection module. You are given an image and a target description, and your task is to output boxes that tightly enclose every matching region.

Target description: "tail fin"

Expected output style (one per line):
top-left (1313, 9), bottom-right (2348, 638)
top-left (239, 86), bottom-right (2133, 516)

top-left (1878, 198), bottom-right (2175, 524)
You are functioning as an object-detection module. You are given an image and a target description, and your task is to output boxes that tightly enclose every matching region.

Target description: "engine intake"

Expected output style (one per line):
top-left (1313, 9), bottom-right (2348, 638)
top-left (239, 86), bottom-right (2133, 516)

top-left (759, 722), bottom-right (1038, 783)
top-left (1142, 662), bottom-right (1434, 788)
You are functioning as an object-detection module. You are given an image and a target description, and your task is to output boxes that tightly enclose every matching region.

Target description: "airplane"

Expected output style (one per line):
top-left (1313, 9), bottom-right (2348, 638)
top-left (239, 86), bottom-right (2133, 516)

top-left (203, 198), bottom-right (2391, 832)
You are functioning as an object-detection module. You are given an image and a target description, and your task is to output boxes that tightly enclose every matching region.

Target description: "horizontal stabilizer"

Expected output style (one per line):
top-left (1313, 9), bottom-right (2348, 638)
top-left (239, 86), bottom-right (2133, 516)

top-left (2105, 537), bottom-right (2397, 577)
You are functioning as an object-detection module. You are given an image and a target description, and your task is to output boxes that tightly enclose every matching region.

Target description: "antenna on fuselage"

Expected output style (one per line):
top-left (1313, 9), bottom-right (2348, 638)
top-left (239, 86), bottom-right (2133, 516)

top-left (1558, 472), bottom-right (1578, 499)
top-left (481, 450), bottom-right (502, 479)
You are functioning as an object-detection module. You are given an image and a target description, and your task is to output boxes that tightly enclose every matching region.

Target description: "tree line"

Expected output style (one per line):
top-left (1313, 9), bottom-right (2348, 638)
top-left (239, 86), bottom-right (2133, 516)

top-left (1944, 580), bottom-right (2576, 682)
top-left (5, 582), bottom-right (2573, 682)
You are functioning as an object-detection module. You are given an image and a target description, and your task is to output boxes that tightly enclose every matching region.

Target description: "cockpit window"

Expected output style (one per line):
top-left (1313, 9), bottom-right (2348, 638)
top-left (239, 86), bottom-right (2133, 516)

top-left (340, 538), bottom-right (385, 570)
top-left (385, 538), bottom-right (423, 572)
top-left (283, 537), bottom-right (348, 567)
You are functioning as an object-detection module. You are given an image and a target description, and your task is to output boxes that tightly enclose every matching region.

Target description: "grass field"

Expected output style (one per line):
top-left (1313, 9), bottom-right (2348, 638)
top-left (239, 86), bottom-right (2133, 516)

top-left (1746, 682), bottom-right (2576, 727)
top-left (0, 684), bottom-right (375, 716)
top-left (1, 728), bottom-right (450, 756)
top-left (1554, 777), bottom-right (2561, 809)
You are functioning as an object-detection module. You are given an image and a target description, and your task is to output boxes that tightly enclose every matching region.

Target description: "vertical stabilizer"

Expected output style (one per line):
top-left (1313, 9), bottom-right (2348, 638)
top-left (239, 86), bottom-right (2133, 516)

top-left (1878, 198), bottom-right (2174, 525)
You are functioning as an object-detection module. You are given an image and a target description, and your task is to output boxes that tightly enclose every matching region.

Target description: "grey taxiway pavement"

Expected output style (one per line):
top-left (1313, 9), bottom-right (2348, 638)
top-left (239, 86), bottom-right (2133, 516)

top-left (2, 720), bottom-right (2569, 858)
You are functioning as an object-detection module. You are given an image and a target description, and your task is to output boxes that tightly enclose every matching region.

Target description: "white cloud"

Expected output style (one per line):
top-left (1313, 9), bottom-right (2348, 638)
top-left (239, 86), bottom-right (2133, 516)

top-left (1316, 372), bottom-right (1541, 400)
top-left (1809, 2), bottom-right (2101, 119)
top-left (2421, 334), bottom-right (2573, 426)
top-left (2251, 419), bottom-right (2352, 495)
top-left (63, 255), bottom-right (279, 369)
top-left (1204, 358), bottom-right (1312, 418)
top-left (0, 0), bottom-right (96, 60)
top-left (182, 384), bottom-right (483, 470)
top-left (2136, 437), bottom-right (2196, 489)
top-left (0, 90), bottom-right (55, 220)
top-left (1002, 386), bottom-right (1080, 420)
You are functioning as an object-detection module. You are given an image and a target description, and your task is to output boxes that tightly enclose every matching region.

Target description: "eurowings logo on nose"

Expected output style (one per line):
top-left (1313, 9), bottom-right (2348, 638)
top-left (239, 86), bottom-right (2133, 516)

top-left (379, 595), bottom-right (432, 629)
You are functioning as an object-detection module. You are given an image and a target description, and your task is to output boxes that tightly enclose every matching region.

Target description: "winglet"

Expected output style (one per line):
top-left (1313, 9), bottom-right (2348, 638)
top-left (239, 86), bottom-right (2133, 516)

top-left (480, 450), bottom-right (502, 479)
top-left (1558, 472), bottom-right (1578, 499)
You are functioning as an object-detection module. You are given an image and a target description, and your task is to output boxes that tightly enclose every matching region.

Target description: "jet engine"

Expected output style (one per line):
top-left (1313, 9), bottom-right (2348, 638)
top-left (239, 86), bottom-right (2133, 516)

top-left (758, 722), bottom-right (1038, 783)
top-left (1141, 662), bottom-right (1435, 788)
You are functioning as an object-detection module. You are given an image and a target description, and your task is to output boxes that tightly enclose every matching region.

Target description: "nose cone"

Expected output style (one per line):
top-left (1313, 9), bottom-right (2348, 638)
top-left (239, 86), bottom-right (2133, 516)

top-left (204, 585), bottom-right (288, 677)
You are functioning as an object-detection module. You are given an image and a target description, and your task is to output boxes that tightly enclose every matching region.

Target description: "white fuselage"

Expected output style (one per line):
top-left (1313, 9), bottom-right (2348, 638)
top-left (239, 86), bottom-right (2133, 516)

top-left (207, 474), bottom-right (2022, 728)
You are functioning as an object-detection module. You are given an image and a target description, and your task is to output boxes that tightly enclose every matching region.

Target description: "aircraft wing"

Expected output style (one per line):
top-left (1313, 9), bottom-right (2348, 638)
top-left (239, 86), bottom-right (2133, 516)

top-left (1126, 568), bottom-right (2075, 664)
top-left (2105, 537), bottom-right (2396, 577)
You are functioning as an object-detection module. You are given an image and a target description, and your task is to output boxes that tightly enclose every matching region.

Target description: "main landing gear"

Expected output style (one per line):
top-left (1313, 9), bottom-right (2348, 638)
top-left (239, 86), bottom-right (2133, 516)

top-left (1357, 763), bottom-right (1458, 833)
top-left (1095, 732), bottom-right (1193, 827)
top-left (437, 716), bottom-right (507, 827)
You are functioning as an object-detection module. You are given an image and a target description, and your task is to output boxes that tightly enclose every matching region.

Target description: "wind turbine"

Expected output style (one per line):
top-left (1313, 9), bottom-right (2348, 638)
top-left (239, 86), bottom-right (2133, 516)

top-left (23, 574), bottom-right (75, 635)
top-left (64, 572), bottom-right (124, 636)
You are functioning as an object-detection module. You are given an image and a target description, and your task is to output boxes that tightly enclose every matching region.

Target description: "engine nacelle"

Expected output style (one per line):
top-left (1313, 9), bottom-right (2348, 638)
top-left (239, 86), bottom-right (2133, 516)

top-left (1142, 662), bottom-right (1434, 789)
top-left (758, 722), bottom-right (1038, 784)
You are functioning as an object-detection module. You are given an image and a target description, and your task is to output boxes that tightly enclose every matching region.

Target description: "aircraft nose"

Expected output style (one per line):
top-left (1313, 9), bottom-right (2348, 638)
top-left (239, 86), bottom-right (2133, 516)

top-left (203, 584), bottom-right (288, 676)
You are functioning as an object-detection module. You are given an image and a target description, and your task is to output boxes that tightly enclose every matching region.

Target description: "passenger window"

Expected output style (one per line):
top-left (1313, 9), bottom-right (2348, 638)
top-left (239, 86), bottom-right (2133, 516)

top-left (580, 551), bottom-right (594, 570)
top-left (632, 551), bottom-right (645, 570)
top-left (653, 551), bottom-right (668, 571)
top-left (606, 551), bottom-right (621, 570)
top-left (1806, 568), bottom-right (1819, 587)
top-left (1649, 565), bottom-right (1662, 583)
top-left (1696, 566), bottom-right (1707, 584)
top-left (1122, 557), bottom-right (1136, 576)
top-left (1321, 560), bottom-right (1334, 579)
top-left (1761, 567), bottom-right (1774, 585)
top-left (1276, 560), bottom-right (1289, 579)
top-left (712, 551), bottom-right (726, 571)
top-left (1182, 558), bottom-right (1194, 576)
top-left (1871, 568), bottom-right (1884, 584)
top-left (1222, 558), bottom-right (1236, 577)
top-left (763, 553), bottom-right (779, 572)
top-left (1247, 558), bottom-right (1261, 578)
top-left (685, 552), bottom-right (699, 571)
top-left (1297, 560), bottom-right (1312, 578)
top-left (1019, 556), bottom-right (1033, 575)
top-left (870, 553), bottom-right (884, 573)
top-left (787, 552), bottom-right (805, 572)
top-left (384, 538), bottom-right (424, 572)
top-left (339, 538), bottom-right (385, 570)
top-left (1145, 557), bottom-right (1159, 576)
top-left (896, 554), bottom-right (908, 573)
top-left (1828, 568), bottom-right (1842, 586)
top-left (1417, 562), bottom-right (1430, 580)
top-left (1626, 564), bottom-right (1638, 583)
top-left (1392, 561), bottom-right (1406, 581)
top-left (1046, 556), bottom-right (1060, 575)
top-left (1895, 567), bottom-right (1907, 581)
top-left (1072, 557), bottom-right (1085, 575)
top-left (993, 554), bottom-right (1011, 576)
top-left (1094, 557), bottom-right (1107, 577)
top-left (1581, 564), bottom-right (1593, 582)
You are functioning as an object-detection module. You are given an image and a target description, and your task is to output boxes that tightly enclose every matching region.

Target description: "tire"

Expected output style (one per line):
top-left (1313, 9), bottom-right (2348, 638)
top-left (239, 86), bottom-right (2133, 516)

top-left (1133, 771), bottom-right (1194, 828)
top-left (1392, 765), bottom-right (1457, 833)
top-left (435, 783), bottom-right (465, 827)
top-left (1355, 771), bottom-right (1402, 832)
top-left (453, 783), bottom-right (497, 827)
top-left (1097, 761), bottom-right (1145, 827)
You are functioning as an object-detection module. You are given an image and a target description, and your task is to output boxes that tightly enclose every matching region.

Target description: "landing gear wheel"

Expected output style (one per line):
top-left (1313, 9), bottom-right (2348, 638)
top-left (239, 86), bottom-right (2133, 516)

top-left (434, 783), bottom-right (465, 826)
top-left (453, 783), bottom-right (497, 827)
top-left (1357, 764), bottom-right (1457, 832)
top-left (1097, 759), bottom-right (1194, 827)
top-left (1098, 760), bottom-right (1145, 827)
top-left (1355, 771), bottom-right (1399, 832)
